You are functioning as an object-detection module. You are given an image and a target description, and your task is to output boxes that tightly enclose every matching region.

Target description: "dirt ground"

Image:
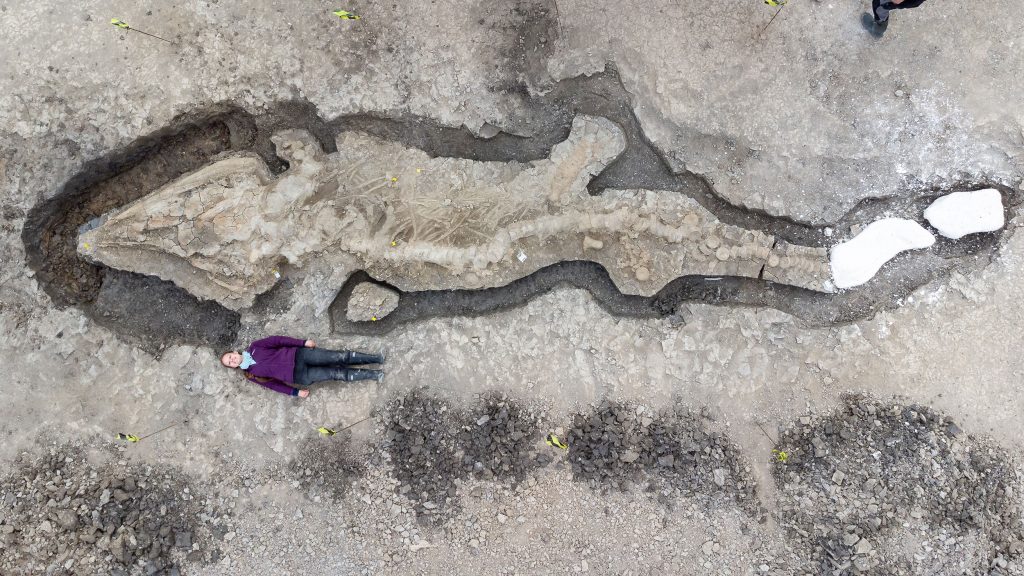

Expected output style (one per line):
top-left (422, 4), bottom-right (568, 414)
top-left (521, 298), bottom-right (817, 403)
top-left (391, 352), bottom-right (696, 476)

top-left (2, 1), bottom-right (1024, 575)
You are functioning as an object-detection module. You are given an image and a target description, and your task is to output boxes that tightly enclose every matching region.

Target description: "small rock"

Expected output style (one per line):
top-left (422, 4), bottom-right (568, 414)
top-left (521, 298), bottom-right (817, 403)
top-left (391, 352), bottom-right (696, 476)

top-left (345, 282), bottom-right (400, 322)
top-left (713, 468), bottom-right (727, 487)
top-left (702, 541), bottom-right (715, 556)
top-left (635, 266), bottom-right (650, 282)
top-left (477, 122), bottom-right (501, 139)
top-left (831, 470), bottom-right (846, 485)
top-left (56, 510), bottom-right (79, 531)
top-left (174, 531), bottom-right (192, 550)
top-left (583, 236), bottom-right (604, 250)
top-left (620, 450), bottom-right (640, 463)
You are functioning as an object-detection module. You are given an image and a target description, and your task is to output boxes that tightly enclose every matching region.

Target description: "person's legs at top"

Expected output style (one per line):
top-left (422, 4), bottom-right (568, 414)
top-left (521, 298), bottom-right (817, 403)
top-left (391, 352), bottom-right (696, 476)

top-left (294, 347), bottom-right (384, 367)
top-left (863, 0), bottom-right (889, 37)
top-left (872, 0), bottom-right (890, 22)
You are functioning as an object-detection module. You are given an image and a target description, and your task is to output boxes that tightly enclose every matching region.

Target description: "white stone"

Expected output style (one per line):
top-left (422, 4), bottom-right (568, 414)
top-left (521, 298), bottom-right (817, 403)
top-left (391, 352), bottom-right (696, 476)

top-left (830, 219), bottom-right (935, 289)
top-left (924, 189), bottom-right (1005, 240)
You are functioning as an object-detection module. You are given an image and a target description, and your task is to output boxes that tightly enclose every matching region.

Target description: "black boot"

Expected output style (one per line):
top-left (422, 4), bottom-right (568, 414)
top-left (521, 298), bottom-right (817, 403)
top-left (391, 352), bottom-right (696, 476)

top-left (335, 368), bottom-right (384, 382)
top-left (861, 13), bottom-right (887, 37)
top-left (342, 350), bottom-right (384, 365)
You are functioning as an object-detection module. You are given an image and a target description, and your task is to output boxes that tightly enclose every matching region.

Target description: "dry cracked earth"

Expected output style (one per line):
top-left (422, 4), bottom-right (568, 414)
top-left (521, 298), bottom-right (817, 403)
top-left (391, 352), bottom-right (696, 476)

top-left (3, 1), bottom-right (1024, 575)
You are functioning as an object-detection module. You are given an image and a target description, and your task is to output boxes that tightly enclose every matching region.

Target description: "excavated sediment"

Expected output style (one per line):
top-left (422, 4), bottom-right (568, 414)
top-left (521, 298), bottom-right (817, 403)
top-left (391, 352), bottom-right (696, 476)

top-left (772, 395), bottom-right (1024, 575)
top-left (0, 444), bottom-right (227, 576)
top-left (22, 67), bottom-right (1018, 348)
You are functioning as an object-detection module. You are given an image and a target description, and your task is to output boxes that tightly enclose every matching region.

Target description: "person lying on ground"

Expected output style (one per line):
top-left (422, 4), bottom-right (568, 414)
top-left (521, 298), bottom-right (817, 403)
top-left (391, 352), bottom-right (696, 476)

top-left (220, 335), bottom-right (384, 397)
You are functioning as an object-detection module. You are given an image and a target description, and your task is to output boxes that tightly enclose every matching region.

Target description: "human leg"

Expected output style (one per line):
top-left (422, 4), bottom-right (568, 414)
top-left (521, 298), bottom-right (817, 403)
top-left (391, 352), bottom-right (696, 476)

top-left (863, 0), bottom-right (888, 37)
top-left (302, 366), bottom-right (384, 384)
top-left (872, 0), bottom-right (890, 22)
top-left (294, 347), bottom-right (383, 366)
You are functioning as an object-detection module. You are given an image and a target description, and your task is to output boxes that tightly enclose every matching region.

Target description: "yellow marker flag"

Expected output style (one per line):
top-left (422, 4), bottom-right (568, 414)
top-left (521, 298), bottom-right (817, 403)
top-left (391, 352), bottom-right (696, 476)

top-left (318, 427), bottom-right (337, 436)
top-left (545, 433), bottom-right (568, 450)
top-left (333, 10), bottom-right (361, 20)
top-left (111, 18), bottom-right (130, 29)
top-left (116, 433), bottom-right (140, 443)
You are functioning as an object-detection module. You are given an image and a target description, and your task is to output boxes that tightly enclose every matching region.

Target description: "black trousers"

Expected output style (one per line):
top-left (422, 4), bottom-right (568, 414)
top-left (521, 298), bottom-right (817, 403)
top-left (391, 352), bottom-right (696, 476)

top-left (872, 0), bottom-right (927, 22)
top-left (292, 347), bottom-right (383, 385)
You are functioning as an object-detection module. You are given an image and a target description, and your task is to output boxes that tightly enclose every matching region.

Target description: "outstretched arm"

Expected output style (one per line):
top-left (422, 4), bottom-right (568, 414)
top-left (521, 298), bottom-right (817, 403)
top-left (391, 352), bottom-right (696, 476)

top-left (244, 372), bottom-right (300, 396)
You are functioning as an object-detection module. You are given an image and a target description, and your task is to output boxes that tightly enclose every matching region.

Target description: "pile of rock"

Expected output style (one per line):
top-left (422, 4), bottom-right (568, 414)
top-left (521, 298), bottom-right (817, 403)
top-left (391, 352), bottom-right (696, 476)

top-left (773, 394), bottom-right (1024, 574)
top-left (380, 391), bottom-right (544, 525)
top-left (291, 430), bottom-right (366, 500)
top-left (457, 394), bottom-right (541, 483)
top-left (566, 401), bottom-right (757, 508)
top-left (0, 445), bottom-right (223, 576)
top-left (382, 391), bottom-right (464, 525)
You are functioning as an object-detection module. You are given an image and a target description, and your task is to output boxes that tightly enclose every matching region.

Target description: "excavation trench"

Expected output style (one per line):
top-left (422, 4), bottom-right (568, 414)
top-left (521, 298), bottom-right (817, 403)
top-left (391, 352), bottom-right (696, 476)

top-left (21, 67), bottom-right (1017, 349)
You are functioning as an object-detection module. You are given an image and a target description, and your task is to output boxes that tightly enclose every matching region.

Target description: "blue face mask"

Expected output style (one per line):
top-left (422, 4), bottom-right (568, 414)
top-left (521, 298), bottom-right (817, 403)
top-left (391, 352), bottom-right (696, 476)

top-left (239, 351), bottom-right (256, 370)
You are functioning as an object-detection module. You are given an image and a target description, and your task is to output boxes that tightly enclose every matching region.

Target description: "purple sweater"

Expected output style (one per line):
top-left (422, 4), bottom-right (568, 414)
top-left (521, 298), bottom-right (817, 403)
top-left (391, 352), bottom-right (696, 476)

top-left (242, 335), bottom-right (306, 396)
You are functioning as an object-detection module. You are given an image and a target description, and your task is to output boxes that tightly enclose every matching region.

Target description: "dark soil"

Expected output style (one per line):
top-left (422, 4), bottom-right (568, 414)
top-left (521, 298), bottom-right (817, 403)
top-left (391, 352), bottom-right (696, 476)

top-left (458, 394), bottom-right (541, 484)
top-left (379, 390), bottom-right (544, 525)
top-left (0, 445), bottom-right (225, 576)
top-left (772, 394), bottom-right (1024, 575)
top-left (567, 401), bottom-right (760, 514)
top-left (328, 250), bottom-right (976, 336)
top-left (382, 390), bottom-right (463, 525)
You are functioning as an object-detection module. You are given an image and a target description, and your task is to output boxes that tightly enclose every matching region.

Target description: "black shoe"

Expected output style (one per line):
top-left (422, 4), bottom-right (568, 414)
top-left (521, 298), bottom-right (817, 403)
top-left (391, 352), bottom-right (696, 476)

top-left (861, 13), bottom-right (887, 37)
top-left (338, 368), bottom-right (384, 382)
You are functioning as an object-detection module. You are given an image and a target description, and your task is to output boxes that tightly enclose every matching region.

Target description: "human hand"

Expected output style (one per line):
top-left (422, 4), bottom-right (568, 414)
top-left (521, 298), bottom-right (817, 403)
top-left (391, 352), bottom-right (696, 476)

top-left (304, 340), bottom-right (316, 348)
top-left (298, 389), bottom-right (311, 398)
